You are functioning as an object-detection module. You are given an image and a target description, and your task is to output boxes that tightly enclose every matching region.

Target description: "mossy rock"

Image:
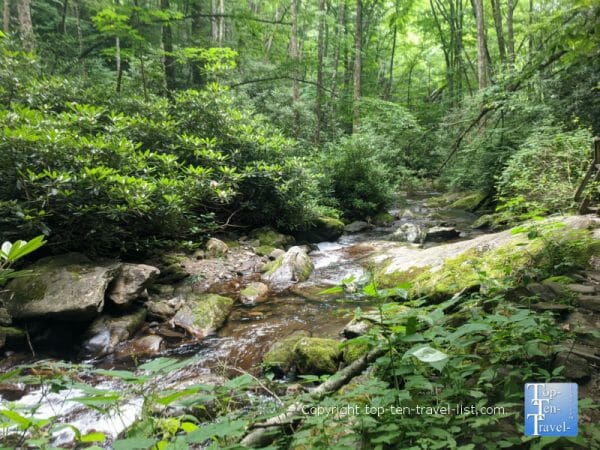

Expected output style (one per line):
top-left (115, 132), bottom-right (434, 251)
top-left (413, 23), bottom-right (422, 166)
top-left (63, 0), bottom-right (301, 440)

top-left (254, 245), bottom-right (276, 257)
top-left (372, 211), bottom-right (395, 226)
top-left (262, 331), bottom-right (310, 376)
top-left (172, 293), bottom-right (234, 337)
top-left (294, 337), bottom-right (342, 375)
top-left (424, 192), bottom-right (463, 208)
top-left (342, 341), bottom-right (370, 364)
top-left (2, 253), bottom-right (119, 321)
top-left (249, 227), bottom-right (295, 249)
top-left (261, 255), bottom-right (283, 274)
top-left (449, 192), bottom-right (486, 211)
top-left (294, 216), bottom-right (345, 243)
top-left (0, 326), bottom-right (25, 349)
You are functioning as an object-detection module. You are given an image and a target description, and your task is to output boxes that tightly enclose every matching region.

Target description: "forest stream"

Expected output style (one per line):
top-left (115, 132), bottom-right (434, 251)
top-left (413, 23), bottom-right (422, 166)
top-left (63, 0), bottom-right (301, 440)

top-left (0, 194), bottom-right (483, 445)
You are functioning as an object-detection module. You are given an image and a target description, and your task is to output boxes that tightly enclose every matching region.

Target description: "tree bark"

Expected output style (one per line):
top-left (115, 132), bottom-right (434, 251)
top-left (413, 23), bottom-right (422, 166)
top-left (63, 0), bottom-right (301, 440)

top-left (264, 3), bottom-right (285, 61)
top-left (315, 0), bottom-right (326, 145)
top-left (211, 0), bottom-right (218, 42)
top-left (161, 0), bottom-right (176, 95)
top-left (490, 0), bottom-right (505, 63)
top-left (352, 0), bottom-right (362, 133)
top-left (474, 0), bottom-right (487, 89)
top-left (507, 0), bottom-right (515, 62)
top-left (290, 0), bottom-right (300, 134)
top-left (386, 19), bottom-right (397, 100)
top-left (16, 0), bottom-right (34, 52)
top-left (3, 0), bottom-right (10, 35)
top-left (218, 0), bottom-right (224, 46)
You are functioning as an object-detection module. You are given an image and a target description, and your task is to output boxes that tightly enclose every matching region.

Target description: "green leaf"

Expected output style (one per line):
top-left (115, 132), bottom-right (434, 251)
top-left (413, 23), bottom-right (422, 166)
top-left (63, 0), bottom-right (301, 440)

top-left (80, 432), bottom-right (106, 443)
top-left (113, 438), bottom-right (157, 450)
top-left (408, 345), bottom-right (449, 371)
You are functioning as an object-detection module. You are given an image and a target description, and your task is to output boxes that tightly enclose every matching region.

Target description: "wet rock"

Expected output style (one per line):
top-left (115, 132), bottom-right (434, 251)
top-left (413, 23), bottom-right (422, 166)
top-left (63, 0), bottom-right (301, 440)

top-left (294, 337), bottom-right (342, 375)
top-left (171, 293), bottom-right (234, 338)
top-left (240, 282), bottom-right (269, 305)
top-left (424, 226), bottom-right (460, 242)
top-left (554, 352), bottom-right (591, 381)
top-left (342, 319), bottom-right (372, 338)
top-left (146, 300), bottom-right (177, 320)
top-left (262, 331), bottom-right (310, 376)
top-left (263, 246), bottom-right (314, 284)
top-left (294, 217), bottom-right (345, 243)
top-left (193, 249), bottom-right (205, 260)
top-left (0, 326), bottom-right (25, 350)
top-left (0, 306), bottom-right (11, 325)
top-left (345, 221), bottom-right (370, 233)
top-left (83, 308), bottom-right (147, 356)
top-left (268, 249), bottom-right (286, 260)
top-left (149, 284), bottom-right (176, 296)
top-left (390, 223), bottom-right (422, 243)
top-left (449, 192), bottom-right (486, 212)
top-left (206, 238), bottom-right (229, 257)
top-left (108, 263), bottom-right (160, 307)
top-left (342, 341), bottom-right (370, 364)
top-left (254, 245), bottom-right (275, 257)
top-left (2, 253), bottom-right (119, 321)
top-left (372, 211), bottom-right (395, 227)
top-left (249, 227), bottom-right (295, 249)
top-left (157, 260), bottom-right (189, 284)
top-left (116, 335), bottom-right (164, 358)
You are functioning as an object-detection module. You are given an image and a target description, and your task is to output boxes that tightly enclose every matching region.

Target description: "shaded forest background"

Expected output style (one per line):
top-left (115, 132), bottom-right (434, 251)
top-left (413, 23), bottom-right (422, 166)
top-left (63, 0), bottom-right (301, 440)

top-left (1, 0), bottom-right (599, 255)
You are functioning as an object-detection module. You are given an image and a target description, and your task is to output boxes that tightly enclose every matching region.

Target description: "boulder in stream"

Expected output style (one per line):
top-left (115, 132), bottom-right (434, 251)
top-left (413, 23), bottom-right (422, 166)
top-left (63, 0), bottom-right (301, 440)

top-left (344, 221), bottom-right (370, 233)
top-left (171, 293), bottom-right (234, 338)
top-left (263, 246), bottom-right (314, 284)
top-left (108, 263), bottom-right (160, 307)
top-left (293, 216), bottom-right (345, 243)
top-left (249, 227), bottom-right (295, 249)
top-left (240, 282), bottom-right (269, 305)
top-left (2, 253), bottom-right (118, 321)
top-left (82, 307), bottom-right (147, 356)
top-left (205, 238), bottom-right (229, 257)
top-left (424, 226), bottom-right (460, 242)
top-left (390, 223), bottom-right (423, 243)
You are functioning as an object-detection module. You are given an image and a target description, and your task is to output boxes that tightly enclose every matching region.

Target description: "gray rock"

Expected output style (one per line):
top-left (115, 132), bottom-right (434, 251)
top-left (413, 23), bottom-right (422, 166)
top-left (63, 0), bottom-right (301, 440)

top-left (342, 319), bottom-right (372, 338)
top-left (108, 264), bottom-right (160, 307)
top-left (554, 352), bottom-right (592, 381)
top-left (171, 293), bottom-right (234, 338)
top-left (240, 282), bottom-right (269, 305)
top-left (390, 223), bottom-right (422, 243)
top-left (2, 253), bottom-right (118, 320)
top-left (147, 300), bottom-right (176, 320)
top-left (424, 226), bottom-right (460, 242)
top-left (530, 302), bottom-right (571, 314)
top-left (206, 238), bottom-right (229, 257)
top-left (344, 221), bottom-right (370, 233)
top-left (0, 306), bottom-right (11, 326)
top-left (526, 283), bottom-right (559, 301)
top-left (83, 308), bottom-right (147, 356)
top-left (567, 284), bottom-right (596, 294)
top-left (574, 295), bottom-right (600, 312)
top-left (116, 335), bottom-right (164, 358)
top-left (263, 246), bottom-right (314, 284)
top-left (268, 249), bottom-right (286, 260)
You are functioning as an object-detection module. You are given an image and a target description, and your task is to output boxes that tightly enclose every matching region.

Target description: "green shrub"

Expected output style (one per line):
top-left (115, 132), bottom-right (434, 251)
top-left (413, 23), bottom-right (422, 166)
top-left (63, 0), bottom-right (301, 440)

top-left (496, 125), bottom-right (592, 215)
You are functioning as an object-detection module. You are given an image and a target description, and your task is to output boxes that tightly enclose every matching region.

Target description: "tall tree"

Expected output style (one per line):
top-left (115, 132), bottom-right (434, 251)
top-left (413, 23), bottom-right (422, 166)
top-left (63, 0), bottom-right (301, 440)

top-left (290, 0), bottom-right (300, 134)
top-left (16, 0), bottom-right (33, 51)
top-left (474, 0), bottom-right (487, 89)
top-left (352, 0), bottom-right (362, 133)
top-left (490, 0), bottom-right (506, 63)
top-left (507, 0), bottom-right (515, 62)
top-left (3, 0), bottom-right (10, 35)
top-left (161, 0), bottom-right (176, 94)
top-left (315, 0), bottom-right (326, 144)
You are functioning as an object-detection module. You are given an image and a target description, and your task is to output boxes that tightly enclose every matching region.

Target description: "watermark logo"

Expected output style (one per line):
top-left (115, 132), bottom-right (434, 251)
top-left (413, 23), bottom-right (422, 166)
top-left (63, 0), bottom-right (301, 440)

top-left (524, 383), bottom-right (577, 436)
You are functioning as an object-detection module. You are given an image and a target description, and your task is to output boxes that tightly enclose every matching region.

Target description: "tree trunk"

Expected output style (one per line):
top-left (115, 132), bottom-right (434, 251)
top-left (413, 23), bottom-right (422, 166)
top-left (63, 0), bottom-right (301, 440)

top-left (352, 0), bottom-right (362, 133)
top-left (507, 0), bottom-right (515, 62)
top-left (161, 0), bottom-right (176, 95)
top-left (290, 0), bottom-right (300, 135)
top-left (3, 0), bottom-right (10, 35)
top-left (218, 0), bottom-right (224, 46)
top-left (386, 22), bottom-right (397, 100)
top-left (490, 0), bottom-right (505, 63)
top-left (315, 0), bottom-right (326, 145)
top-left (264, 3), bottom-right (284, 61)
top-left (60, 0), bottom-right (68, 34)
top-left (16, 0), bottom-right (34, 52)
top-left (211, 0), bottom-right (218, 42)
top-left (474, 0), bottom-right (487, 89)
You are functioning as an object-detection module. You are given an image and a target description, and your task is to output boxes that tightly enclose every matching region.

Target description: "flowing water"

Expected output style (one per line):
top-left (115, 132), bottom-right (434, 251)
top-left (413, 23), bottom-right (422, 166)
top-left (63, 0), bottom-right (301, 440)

top-left (0, 194), bottom-right (480, 444)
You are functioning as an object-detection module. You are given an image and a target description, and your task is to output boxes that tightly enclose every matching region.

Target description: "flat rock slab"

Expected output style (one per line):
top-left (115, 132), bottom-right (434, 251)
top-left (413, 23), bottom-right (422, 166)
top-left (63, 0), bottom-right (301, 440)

top-left (2, 253), bottom-right (119, 320)
top-left (574, 295), bottom-right (600, 313)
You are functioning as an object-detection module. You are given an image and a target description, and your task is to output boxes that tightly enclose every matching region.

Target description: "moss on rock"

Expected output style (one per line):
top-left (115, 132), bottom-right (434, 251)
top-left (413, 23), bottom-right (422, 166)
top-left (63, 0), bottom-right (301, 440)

top-left (255, 245), bottom-right (276, 257)
top-left (449, 192), bottom-right (486, 211)
top-left (372, 211), bottom-right (395, 226)
top-left (250, 227), bottom-right (295, 249)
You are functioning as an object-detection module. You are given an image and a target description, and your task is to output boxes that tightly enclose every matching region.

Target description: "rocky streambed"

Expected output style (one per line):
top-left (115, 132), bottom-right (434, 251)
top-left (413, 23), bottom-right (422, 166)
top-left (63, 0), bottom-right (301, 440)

top-left (2, 193), bottom-right (600, 445)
